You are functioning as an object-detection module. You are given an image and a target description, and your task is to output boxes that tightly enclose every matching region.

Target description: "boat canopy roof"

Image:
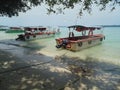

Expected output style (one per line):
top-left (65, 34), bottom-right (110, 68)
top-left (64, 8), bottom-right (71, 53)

top-left (24, 27), bottom-right (46, 31)
top-left (68, 25), bottom-right (101, 32)
top-left (68, 25), bottom-right (86, 28)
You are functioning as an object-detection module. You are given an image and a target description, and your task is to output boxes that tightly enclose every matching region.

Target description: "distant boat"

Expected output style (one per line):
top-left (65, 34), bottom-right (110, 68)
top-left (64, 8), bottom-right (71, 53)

top-left (5, 27), bottom-right (24, 33)
top-left (55, 25), bottom-right (105, 51)
top-left (0, 26), bottom-right (9, 31)
top-left (16, 27), bottom-right (60, 41)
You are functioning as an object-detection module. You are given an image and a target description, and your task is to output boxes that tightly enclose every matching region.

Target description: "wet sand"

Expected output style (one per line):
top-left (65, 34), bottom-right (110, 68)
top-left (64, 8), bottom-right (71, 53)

top-left (0, 43), bottom-right (120, 90)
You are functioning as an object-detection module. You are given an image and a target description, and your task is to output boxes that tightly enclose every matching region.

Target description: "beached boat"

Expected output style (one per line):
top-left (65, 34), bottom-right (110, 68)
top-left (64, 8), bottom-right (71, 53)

top-left (16, 27), bottom-right (60, 41)
top-left (5, 27), bottom-right (24, 33)
top-left (55, 25), bottom-right (105, 51)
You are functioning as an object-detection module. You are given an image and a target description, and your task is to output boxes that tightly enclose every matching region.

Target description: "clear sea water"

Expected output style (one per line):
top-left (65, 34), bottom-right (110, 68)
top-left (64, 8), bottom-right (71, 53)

top-left (0, 26), bottom-right (120, 65)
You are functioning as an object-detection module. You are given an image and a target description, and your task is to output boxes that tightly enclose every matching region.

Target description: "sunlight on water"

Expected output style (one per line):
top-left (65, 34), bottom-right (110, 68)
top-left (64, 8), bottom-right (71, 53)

top-left (0, 27), bottom-right (120, 65)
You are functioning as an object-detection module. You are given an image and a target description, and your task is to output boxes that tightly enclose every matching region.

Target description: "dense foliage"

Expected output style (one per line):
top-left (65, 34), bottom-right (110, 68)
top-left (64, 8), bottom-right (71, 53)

top-left (0, 0), bottom-right (120, 17)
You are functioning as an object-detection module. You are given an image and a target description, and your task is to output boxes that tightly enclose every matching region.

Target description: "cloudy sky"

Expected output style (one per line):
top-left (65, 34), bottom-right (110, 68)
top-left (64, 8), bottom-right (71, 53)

top-left (0, 4), bottom-right (120, 27)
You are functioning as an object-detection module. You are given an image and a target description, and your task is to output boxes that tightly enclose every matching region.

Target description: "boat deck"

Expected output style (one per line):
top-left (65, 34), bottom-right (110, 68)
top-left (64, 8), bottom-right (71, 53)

top-left (57, 34), bottom-right (104, 42)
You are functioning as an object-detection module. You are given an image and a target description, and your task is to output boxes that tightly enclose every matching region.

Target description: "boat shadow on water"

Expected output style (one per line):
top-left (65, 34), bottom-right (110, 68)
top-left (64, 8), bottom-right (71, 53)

top-left (0, 39), bottom-right (47, 52)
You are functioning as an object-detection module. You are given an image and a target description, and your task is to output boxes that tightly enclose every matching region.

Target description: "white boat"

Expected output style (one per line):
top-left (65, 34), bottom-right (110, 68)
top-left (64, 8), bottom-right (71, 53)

top-left (55, 25), bottom-right (105, 51)
top-left (16, 27), bottom-right (60, 41)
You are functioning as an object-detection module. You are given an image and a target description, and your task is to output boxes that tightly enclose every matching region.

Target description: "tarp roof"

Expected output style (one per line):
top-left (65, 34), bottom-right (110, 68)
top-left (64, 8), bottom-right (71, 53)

top-left (68, 25), bottom-right (101, 32)
top-left (68, 25), bottom-right (86, 28)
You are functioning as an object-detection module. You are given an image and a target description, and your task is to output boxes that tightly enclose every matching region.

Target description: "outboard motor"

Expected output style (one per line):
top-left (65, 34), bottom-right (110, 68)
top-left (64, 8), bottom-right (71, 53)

top-left (56, 39), bottom-right (69, 48)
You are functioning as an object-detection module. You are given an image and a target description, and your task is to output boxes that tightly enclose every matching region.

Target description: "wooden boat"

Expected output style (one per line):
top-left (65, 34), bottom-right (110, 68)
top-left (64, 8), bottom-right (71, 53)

top-left (5, 27), bottom-right (24, 33)
top-left (16, 27), bottom-right (60, 41)
top-left (55, 25), bottom-right (105, 51)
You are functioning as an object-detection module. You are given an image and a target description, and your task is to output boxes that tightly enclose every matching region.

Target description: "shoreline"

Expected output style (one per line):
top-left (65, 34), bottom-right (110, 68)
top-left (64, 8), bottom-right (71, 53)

top-left (0, 43), bottom-right (120, 90)
top-left (37, 49), bottom-right (120, 66)
top-left (0, 49), bottom-right (120, 90)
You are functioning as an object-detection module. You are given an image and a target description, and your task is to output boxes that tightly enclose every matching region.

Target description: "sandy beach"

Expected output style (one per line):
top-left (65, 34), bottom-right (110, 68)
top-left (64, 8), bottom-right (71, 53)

top-left (0, 46), bottom-right (74, 90)
top-left (0, 43), bottom-right (120, 90)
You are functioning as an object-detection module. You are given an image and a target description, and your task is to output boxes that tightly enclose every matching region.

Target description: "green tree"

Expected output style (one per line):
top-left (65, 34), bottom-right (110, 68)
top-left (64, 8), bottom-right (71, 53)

top-left (0, 0), bottom-right (120, 17)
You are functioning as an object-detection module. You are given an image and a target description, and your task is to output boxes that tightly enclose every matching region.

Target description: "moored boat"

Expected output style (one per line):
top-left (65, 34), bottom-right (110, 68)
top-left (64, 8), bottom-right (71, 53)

top-left (0, 26), bottom-right (9, 31)
top-left (55, 25), bottom-right (105, 51)
top-left (16, 27), bottom-right (60, 41)
top-left (5, 27), bottom-right (24, 33)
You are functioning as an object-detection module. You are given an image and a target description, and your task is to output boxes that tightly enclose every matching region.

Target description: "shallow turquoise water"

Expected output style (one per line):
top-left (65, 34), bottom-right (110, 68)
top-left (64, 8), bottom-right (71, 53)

top-left (0, 27), bottom-right (120, 65)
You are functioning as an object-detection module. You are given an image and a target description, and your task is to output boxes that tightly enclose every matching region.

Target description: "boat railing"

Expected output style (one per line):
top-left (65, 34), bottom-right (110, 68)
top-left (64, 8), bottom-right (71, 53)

top-left (68, 36), bottom-right (89, 41)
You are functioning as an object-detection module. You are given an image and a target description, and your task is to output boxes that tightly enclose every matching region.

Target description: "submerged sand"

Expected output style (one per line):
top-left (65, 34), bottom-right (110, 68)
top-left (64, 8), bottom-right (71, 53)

top-left (0, 43), bottom-right (120, 90)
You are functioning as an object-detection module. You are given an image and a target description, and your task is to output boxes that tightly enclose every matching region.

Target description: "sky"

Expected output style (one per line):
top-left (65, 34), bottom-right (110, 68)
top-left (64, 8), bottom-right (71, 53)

top-left (0, 4), bottom-right (120, 27)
